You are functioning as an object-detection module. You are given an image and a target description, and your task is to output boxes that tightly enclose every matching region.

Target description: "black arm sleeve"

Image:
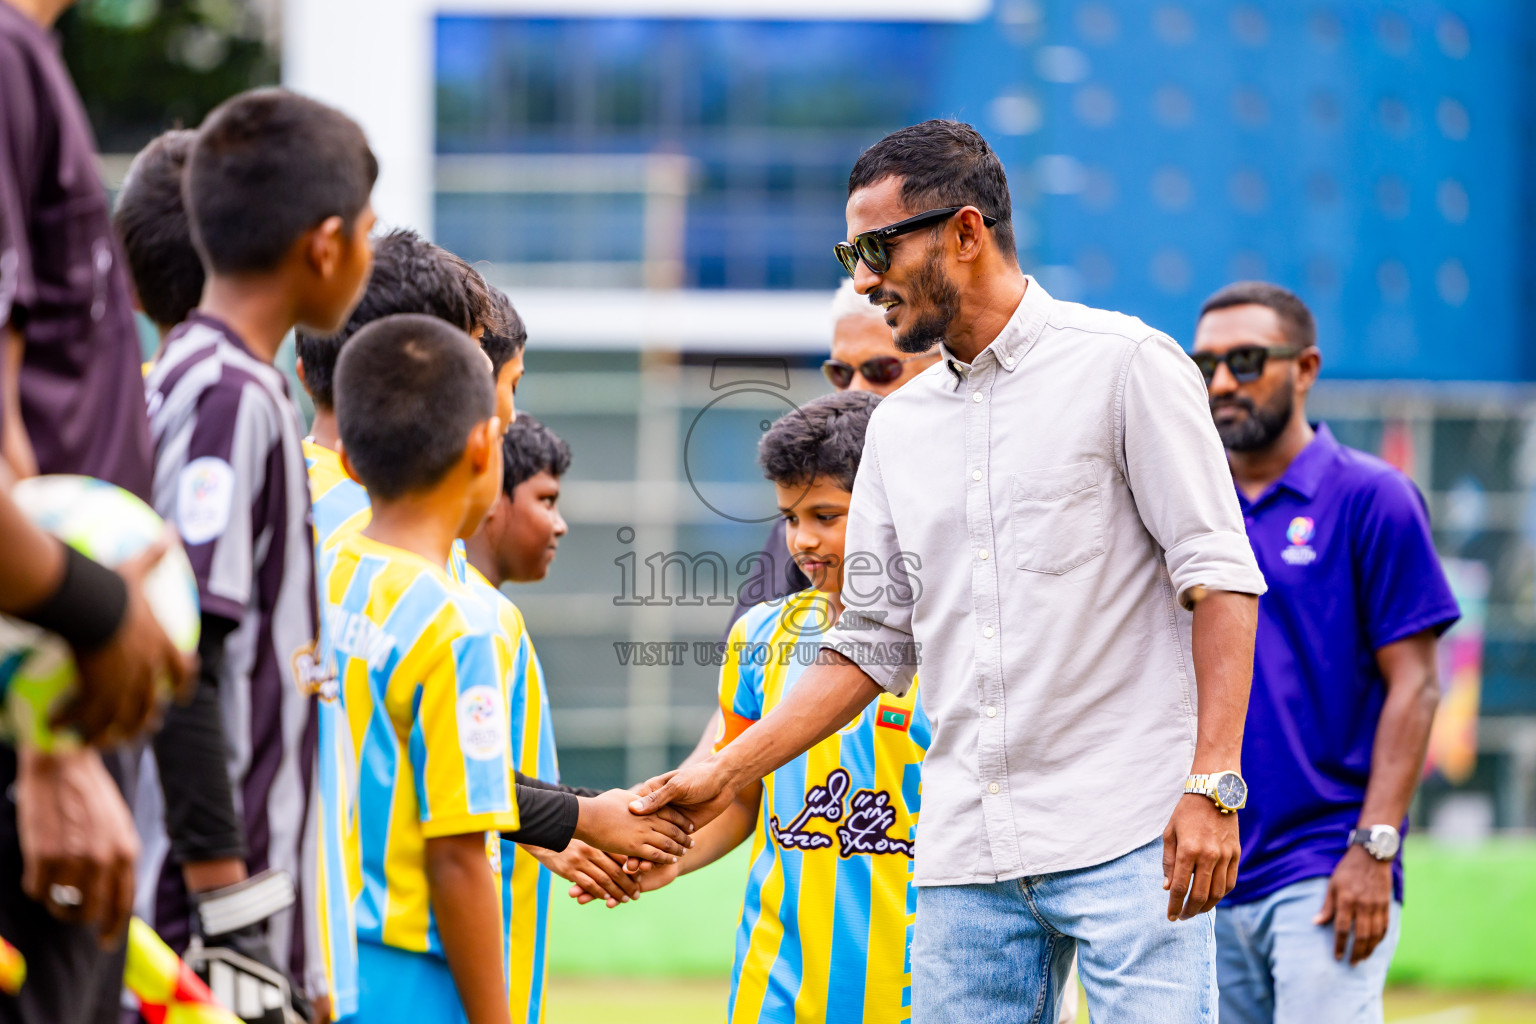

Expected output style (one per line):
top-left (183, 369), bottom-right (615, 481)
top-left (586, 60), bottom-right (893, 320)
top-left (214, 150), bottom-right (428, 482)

top-left (152, 613), bottom-right (246, 863)
top-left (514, 771), bottom-right (601, 799)
top-left (499, 783), bottom-right (580, 852)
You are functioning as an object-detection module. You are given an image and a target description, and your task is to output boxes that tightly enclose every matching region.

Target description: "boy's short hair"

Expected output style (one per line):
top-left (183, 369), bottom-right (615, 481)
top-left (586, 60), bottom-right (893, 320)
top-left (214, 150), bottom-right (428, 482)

top-left (501, 414), bottom-right (570, 495)
top-left (296, 229), bottom-right (504, 409)
top-left (759, 391), bottom-right (882, 493)
top-left (186, 88), bottom-right (377, 275)
top-left (113, 129), bottom-right (204, 327)
top-left (334, 313), bottom-right (495, 500)
top-left (480, 287), bottom-right (528, 377)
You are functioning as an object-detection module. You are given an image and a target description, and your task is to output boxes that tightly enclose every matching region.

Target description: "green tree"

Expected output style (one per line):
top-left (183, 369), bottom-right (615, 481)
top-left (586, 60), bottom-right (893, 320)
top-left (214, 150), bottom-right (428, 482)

top-left (58, 0), bottom-right (277, 153)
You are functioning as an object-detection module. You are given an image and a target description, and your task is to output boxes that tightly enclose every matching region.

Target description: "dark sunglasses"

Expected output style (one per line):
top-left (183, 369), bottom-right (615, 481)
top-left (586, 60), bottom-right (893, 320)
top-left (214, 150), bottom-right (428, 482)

top-left (822, 353), bottom-right (933, 389)
top-left (1190, 345), bottom-right (1306, 384)
top-left (834, 207), bottom-right (999, 276)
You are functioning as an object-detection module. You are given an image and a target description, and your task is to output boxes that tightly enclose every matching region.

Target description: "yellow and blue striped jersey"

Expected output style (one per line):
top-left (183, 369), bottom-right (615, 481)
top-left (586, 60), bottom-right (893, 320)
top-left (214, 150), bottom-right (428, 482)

top-left (305, 439), bottom-right (470, 577)
top-left (305, 438), bottom-right (370, 1018)
top-left (305, 439), bottom-right (371, 554)
top-left (319, 532), bottom-right (519, 965)
top-left (305, 439), bottom-right (477, 1018)
top-left (718, 590), bottom-right (930, 1024)
top-left (465, 567), bottom-right (561, 1024)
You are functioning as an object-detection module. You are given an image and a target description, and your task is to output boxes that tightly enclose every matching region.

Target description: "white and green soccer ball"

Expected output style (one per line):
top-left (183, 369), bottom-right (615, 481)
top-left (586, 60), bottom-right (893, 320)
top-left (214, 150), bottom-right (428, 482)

top-left (0, 475), bottom-right (199, 749)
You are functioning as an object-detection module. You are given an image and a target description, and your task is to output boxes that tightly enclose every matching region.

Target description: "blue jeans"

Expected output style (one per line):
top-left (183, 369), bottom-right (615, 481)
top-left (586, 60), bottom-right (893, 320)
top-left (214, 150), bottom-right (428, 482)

top-left (912, 837), bottom-right (1215, 1024)
top-left (1216, 876), bottom-right (1401, 1024)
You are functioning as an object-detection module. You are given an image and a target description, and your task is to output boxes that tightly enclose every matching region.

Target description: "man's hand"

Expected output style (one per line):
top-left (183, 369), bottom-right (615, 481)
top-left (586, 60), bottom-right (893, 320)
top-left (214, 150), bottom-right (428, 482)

top-left (627, 758), bottom-right (740, 833)
top-left (1314, 845), bottom-right (1393, 964)
top-left (61, 533), bottom-right (196, 745)
top-left (15, 746), bottom-right (138, 945)
top-left (532, 841), bottom-right (641, 907)
top-left (1162, 794), bottom-right (1240, 921)
top-left (573, 789), bottom-right (693, 864)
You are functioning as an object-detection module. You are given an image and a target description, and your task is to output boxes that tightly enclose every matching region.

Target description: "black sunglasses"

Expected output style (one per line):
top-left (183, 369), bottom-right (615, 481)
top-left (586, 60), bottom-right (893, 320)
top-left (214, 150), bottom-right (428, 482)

top-left (834, 207), bottom-right (999, 276)
top-left (822, 353), bottom-right (934, 389)
top-left (1190, 345), bottom-right (1306, 385)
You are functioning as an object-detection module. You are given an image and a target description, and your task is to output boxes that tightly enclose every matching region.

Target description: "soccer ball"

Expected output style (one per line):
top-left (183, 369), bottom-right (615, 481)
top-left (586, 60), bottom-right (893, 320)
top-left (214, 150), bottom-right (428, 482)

top-left (0, 475), bottom-right (199, 749)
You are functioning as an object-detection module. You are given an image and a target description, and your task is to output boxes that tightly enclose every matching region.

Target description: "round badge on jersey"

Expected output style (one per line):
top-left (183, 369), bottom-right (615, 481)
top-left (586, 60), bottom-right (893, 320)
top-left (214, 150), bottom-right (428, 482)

top-left (176, 456), bottom-right (236, 545)
top-left (456, 685), bottom-right (508, 761)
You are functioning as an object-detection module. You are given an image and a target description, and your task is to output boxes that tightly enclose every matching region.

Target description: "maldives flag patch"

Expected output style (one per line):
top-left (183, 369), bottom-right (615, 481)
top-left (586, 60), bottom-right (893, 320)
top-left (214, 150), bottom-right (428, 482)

top-left (876, 705), bottom-right (910, 732)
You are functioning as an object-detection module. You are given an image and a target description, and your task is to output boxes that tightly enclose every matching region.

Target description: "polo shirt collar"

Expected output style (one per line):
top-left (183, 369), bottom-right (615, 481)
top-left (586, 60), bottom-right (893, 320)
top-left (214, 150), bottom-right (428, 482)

top-left (940, 275), bottom-right (1051, 386)
top-left (1247, 422), bottom-right (1340, 506)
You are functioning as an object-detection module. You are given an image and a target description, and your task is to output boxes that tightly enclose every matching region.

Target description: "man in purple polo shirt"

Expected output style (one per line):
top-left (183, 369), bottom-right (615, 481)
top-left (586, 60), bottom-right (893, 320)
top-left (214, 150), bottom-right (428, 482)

top-left (1192, 281), bottom-right (1459, 1024)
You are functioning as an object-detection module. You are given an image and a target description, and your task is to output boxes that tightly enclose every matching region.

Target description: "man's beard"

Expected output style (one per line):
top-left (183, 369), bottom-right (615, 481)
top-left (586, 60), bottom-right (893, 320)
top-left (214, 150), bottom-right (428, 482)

top-left (1213, 387), bottom-right (1294, 452)
top-left (880, 243), bottom-right (959, 354)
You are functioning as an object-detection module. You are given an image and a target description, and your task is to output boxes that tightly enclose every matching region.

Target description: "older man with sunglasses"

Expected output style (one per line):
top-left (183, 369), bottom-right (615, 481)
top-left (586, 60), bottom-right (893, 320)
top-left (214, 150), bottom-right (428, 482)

top-left (824, 278), bottom-right (940, 393)
top-left (1192, 282), bottom-right (1458, 1024)
top-left (636, 119), bottom-right (1267, 1023)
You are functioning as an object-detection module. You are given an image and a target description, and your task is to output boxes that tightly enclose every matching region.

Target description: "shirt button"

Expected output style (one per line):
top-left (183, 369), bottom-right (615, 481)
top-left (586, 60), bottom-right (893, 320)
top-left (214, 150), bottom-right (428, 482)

top-left (988, 782), bottom-right (1000, 794)
top-left (983, 625), bottom-right (995, 638)
top-left (1003, 357), bottom-right (1014, 367)
top-left (985, 705), bottom-right (997, 718)
top-left (972, 391), bottom-right (984, 403)
top-left (978, 549), bottom-right (989, 561)
top-left (972, 469), bottom-right (983, 481)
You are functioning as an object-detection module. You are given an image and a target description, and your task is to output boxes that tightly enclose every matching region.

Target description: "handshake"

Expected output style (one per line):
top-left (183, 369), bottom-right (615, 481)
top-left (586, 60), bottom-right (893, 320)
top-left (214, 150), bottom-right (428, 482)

top-left (532, 759), bottom-right (738, 908)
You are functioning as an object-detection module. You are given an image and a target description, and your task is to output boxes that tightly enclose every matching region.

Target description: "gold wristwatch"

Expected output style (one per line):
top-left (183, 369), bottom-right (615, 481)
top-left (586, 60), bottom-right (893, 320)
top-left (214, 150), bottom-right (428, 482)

top-left (1184, 771), bottom-right (1248, 814)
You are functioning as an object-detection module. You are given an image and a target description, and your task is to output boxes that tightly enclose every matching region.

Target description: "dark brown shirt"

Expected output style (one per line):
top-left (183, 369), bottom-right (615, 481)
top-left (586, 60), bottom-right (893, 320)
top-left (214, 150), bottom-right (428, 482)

top-left (0, 1), bottom-right (151, 498)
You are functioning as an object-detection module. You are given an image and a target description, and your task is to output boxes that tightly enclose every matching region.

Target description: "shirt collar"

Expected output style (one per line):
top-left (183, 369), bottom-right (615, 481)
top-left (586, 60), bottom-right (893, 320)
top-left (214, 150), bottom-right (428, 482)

top-left (1248, 422), bottom-right (1340, 506)
top-left (941, 276), bottom-right (1051, 386)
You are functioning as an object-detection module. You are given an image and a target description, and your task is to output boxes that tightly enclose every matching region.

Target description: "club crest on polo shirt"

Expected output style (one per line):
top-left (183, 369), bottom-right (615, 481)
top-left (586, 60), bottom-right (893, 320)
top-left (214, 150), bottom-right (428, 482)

top-left (1282, 516), bottom-right (1317, 565)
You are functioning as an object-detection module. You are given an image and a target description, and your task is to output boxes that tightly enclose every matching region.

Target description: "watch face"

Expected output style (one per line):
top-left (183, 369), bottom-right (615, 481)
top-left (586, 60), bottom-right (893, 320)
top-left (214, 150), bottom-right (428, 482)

top-left (1215, 773), bottom-right (1247, 809)
top-left (1368, 827), bottom-right (1400, 861)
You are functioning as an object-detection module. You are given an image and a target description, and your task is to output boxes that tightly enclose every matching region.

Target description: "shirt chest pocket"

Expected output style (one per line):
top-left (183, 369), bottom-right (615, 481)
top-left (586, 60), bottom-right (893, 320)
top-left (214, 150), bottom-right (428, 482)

top-left (1009, 463), bottom-right (1106, 574)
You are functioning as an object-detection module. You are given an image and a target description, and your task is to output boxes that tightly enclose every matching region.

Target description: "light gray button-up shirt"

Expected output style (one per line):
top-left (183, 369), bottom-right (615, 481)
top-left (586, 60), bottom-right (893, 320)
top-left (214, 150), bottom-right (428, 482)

top-left (821, 279), bottom-right (1266, 886)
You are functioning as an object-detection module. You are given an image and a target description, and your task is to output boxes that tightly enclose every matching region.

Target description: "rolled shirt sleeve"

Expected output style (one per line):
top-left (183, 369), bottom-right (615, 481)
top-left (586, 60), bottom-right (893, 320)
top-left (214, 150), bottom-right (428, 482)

top-left (1121, 332), bottom-right (1267, 606)
top-left (821, 424), bottom-right (921, 696)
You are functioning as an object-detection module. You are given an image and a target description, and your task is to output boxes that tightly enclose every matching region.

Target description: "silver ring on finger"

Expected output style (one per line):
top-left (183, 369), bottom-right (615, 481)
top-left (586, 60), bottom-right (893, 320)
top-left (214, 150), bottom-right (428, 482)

top-left (49, 883), bottom-right (84, 908)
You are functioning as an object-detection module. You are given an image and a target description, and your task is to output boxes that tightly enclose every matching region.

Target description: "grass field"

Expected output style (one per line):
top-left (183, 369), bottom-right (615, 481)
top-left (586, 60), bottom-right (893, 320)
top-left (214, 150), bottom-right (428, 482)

top-left (542, 838), bottom-right (1536, 1020)
top-left (544, 979), bottom-right (1536, 1023)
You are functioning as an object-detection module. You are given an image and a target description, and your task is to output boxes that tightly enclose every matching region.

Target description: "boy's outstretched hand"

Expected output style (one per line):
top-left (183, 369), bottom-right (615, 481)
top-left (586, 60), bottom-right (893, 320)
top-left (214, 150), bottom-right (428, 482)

top-left (572, 789), bottom-right (693, 864)
top-left (532, 841), bottom-right (640, 907)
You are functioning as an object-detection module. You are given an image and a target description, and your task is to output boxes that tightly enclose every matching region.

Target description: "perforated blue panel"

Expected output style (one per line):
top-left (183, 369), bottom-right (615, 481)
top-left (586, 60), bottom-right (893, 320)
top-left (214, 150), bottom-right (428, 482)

top-left (435, 1), bottom-right (1534, 380)
top-left (1026, 1), bottom-right (1533, 380)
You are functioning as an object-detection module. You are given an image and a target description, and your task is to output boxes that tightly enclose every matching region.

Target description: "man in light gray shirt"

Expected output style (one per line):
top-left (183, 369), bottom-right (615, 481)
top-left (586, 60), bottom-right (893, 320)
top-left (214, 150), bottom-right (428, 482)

top-left (633, 120), bottom-right (1266, 1022)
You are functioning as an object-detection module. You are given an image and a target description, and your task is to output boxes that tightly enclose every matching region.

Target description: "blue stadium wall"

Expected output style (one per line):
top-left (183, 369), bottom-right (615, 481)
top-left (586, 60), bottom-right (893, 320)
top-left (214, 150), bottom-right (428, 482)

top-left (435, 1), bottom-right (1536, 381)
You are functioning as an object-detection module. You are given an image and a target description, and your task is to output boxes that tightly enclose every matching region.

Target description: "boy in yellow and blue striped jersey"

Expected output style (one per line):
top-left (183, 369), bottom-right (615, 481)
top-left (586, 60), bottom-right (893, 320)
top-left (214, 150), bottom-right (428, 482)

top-left (320, 314), bottom-right (519, 1024)
top-left (638, 391), bottom-right (931, 1024)
top-left (465, 412), bottom-right (698, 1024)
top-left (315, 298), bottom-right (692, 1022)
top-left (298, 232), bottom-right (512, 1021)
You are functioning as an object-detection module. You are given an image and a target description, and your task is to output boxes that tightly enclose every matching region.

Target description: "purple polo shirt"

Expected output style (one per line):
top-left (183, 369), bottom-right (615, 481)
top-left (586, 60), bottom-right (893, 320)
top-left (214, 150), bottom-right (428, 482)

top-left (1227, 423), bottom-right (1459, 905)
top-left (0, 1), bottom-right (152, 499)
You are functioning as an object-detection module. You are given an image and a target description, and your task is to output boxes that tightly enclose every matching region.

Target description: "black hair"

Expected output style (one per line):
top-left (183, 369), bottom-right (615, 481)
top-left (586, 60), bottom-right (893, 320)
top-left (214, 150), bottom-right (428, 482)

top-left (481, 287), bottom-right (528, 378)
top-left (1199, 281), bottom-right (1318, 351)
top-left (759, 391), bottom-right (882, 493)
top-left (501, 414), bottom-right (570, 495)
top-left (847, 120), bottom-right (1016, 260)
top-left (296, 229), bottom-right (506, 409)
top-left (113, 129), bottom-right (204, 328)
top-left (333, 313), bottom-right (495, 500)
top-left (186, 88), bottom-right (378, 274)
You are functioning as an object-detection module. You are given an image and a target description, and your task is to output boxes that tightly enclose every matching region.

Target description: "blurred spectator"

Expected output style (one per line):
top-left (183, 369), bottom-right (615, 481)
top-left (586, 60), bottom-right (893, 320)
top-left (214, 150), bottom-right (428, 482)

top-left (1193, 281), bottom-right (1461, 1023)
